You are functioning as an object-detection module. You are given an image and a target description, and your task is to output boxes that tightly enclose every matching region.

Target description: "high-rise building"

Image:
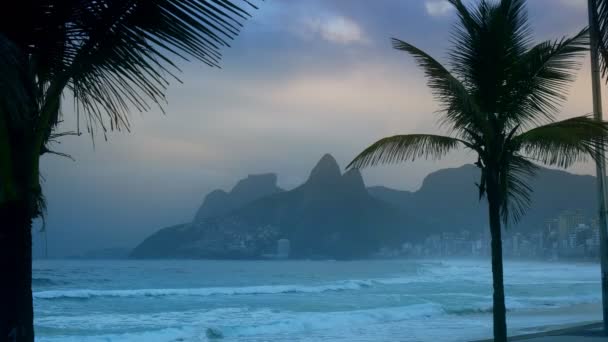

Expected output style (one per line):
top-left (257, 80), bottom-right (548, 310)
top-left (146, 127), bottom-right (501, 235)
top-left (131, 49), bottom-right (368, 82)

top-left (557, 210), bottom-right (586, 242)
top-left (545, 218), bottom-right (557, 229)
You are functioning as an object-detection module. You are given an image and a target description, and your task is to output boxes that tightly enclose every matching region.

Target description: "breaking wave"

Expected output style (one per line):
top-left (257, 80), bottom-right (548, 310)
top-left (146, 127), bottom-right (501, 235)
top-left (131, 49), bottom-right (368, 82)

top-left (34, 280), bottom-right (375, 300)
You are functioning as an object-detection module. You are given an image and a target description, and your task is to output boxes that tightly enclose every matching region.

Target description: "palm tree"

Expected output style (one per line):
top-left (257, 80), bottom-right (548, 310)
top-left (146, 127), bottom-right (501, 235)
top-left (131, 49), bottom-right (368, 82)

top-left (585, 0), bottom-right (608, 333)
top-left (0, 1), bottom-right (257, 340)
top-left (347, 0), bottom-right (608, 341)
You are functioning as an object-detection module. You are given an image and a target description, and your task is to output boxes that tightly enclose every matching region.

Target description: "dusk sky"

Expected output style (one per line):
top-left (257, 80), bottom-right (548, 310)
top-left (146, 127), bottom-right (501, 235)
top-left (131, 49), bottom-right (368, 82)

top-left (37, 0), bottom-right (605, 256)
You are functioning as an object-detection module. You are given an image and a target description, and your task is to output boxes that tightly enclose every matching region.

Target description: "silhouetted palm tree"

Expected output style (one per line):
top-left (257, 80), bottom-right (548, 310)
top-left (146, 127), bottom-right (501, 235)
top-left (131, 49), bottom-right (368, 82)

top-left (0, 1), bottom-right (257, 340)
top-left (590, 0), bottom-right (608, 76)
top-left (348, 1), bottom-right (608, 341)
top-left (585, 0), bottom-right (608, 332)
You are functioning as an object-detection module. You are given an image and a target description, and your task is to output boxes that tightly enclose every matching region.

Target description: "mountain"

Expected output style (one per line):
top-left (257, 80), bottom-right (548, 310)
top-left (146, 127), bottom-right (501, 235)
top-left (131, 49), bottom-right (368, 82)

top-left (132, 158), bottom-right (599, 260)
top-left (193, 173), bottom-right (283, 221)
top-left (130, 221), bottom-right (280, 259)
top-left (368, 164), bottom-right (597, 234)
top-left (132, 154), bottom-right (417, 259)
top-left (228, 154), bottom-right (417, 258)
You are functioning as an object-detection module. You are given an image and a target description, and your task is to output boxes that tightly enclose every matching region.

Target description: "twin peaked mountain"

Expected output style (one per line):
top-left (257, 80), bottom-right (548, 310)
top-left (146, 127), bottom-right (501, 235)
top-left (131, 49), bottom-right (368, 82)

top-left (131, 154), bottom-right (599, 259)
top-left (131, 154), bottom-right (413, 259)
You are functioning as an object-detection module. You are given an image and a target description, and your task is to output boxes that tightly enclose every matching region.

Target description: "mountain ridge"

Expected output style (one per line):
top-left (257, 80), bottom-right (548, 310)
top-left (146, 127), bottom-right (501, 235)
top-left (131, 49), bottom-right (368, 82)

top-left (132, 157), bottom-right (599, 259)
top-left (369, 164), bottom-right (597, 234)
top-left (132, 154), bottom-right (417, 259)
top-left (193, 173), bottom-right (283, 221)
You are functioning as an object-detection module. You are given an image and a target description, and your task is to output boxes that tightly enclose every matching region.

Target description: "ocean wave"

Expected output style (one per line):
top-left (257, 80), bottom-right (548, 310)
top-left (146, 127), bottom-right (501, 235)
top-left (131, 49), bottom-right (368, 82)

top-left (36, 327), bottom-right (192, 342)
top-left (443, 293), bottom-right (601, 316)
top-left (418, 261), bottom-right (601, 286)
top-left (522, 294), bottom-right (601, 307)
top-left (369, 276), bottom-right (430, 285)
top-left (446, 306), bottom-right (494, 315)
top-left (33, 274), bottom-right (449, 300)
top-left (35, 296), bottom-right (601, 341)
top-left (32, 278), bottom-right (66, 287)
top-left (35, 304), bottom-right (446, 341)
top-left (231, 303), bottom-right (445, 337)
top-left (445, 298), bottom-right (528, 316)
top-left (34, 280), bottom-right (375, 300)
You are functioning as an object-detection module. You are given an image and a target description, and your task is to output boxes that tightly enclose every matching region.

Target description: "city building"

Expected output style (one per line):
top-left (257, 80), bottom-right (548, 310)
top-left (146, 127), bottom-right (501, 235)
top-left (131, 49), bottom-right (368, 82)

top-left (558, 209), bottom-right (586, 242)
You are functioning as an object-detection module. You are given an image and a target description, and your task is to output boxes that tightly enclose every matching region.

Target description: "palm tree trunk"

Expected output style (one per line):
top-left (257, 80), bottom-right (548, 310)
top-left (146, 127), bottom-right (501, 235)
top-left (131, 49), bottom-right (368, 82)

top-left (0, 116), bottom-right (37, 342)
top-left (487, 177), bottom-right (507, 342)
top-left (588, 0), bottom-right (608, 334)
top-left (0, 199), bottom-right (34, 342)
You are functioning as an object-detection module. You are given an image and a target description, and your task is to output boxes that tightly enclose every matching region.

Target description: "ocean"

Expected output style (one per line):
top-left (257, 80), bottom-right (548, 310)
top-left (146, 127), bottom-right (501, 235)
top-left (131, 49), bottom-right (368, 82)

top-left (33, 259), bottom-right (602, 341)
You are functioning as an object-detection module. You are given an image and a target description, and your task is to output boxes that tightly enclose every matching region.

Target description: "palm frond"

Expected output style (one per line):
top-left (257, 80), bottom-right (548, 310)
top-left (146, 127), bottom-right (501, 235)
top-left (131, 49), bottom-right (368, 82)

top-left (513, 116), bottom-right (608, 168)
top-left (593, 0), bottom-right (608, 80)
top-left (447, 0), bottom-right (481, 34)
top-left (347, 134), bottom-right (466, 170)
top-left (3, 0), bottom-right (258, 139)
top-left (68, 0), bottom-right (257, 136)
top-left (391, 38), bottom-right (487, 136)
top-left (503, 29), bottom-right (589, 128)
top-left (448, 0), bottom-right (532, 116)
top-left (500, 156), bottom-right (537, 225)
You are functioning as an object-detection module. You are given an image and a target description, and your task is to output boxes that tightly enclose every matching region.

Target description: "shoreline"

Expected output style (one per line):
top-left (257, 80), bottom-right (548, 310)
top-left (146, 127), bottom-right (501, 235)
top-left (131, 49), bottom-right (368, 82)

top-left (471, 322), bottom-right (603, 341)
top-left (470, 303), bottom-right (603, 341)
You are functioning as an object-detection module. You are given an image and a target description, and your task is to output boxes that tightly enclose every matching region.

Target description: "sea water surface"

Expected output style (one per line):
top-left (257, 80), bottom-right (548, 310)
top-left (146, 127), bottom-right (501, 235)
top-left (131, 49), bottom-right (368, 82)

top-left (33, 259), bottom-right (601, 341)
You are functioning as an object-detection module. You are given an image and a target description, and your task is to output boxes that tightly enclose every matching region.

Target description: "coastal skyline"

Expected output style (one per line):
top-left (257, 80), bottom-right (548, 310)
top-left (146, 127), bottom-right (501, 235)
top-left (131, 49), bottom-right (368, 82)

top-left (38, 0), bottom-right (605, 256)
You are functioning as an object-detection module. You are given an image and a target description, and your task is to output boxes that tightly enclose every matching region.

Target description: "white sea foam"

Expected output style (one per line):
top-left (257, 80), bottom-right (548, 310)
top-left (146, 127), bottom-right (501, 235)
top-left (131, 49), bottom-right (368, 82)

top-left (34, 279), bottom-right (374, 300)
top-left (36, 293), bottom-right (600, 336)
top-left (230, 303), bottom-right (445, 337)
top-left (38, 298), bottom-right (597, 342)
top-left (420, 261), bottom-right (601, 286)
top-left (36, 304), bottom-right (446, 342)
top-left (38, 327), bottom-right (196, 342)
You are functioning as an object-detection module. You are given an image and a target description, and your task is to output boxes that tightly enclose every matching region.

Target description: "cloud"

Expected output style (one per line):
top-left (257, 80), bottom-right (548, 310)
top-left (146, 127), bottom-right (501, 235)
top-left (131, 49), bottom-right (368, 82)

top-left (425, 0), bottom-right (453, 18)
top-left (300, 15), bottom-right (366, 44)
top-left (558, 0), bottom-right (586, 10)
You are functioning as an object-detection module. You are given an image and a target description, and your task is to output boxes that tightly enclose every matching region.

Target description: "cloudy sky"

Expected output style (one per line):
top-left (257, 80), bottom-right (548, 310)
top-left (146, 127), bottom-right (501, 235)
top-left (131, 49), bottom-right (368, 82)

top-left (37, 0), bottom-right (604, 256)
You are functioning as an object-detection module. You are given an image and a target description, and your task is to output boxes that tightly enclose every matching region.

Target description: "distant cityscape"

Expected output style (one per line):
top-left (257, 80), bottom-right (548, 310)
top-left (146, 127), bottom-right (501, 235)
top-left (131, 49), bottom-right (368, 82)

top-left (376, 209), bottom-right (602, 261)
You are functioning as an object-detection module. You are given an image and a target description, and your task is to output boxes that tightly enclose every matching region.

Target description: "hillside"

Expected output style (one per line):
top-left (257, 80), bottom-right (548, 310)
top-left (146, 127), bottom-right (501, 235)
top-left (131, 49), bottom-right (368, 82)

top-left (132, 159), bottom-right (599, 259)
top-left (132, 154), bottom-right (418, 259)
top-left (369, 164), bottom-right (597, 233)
